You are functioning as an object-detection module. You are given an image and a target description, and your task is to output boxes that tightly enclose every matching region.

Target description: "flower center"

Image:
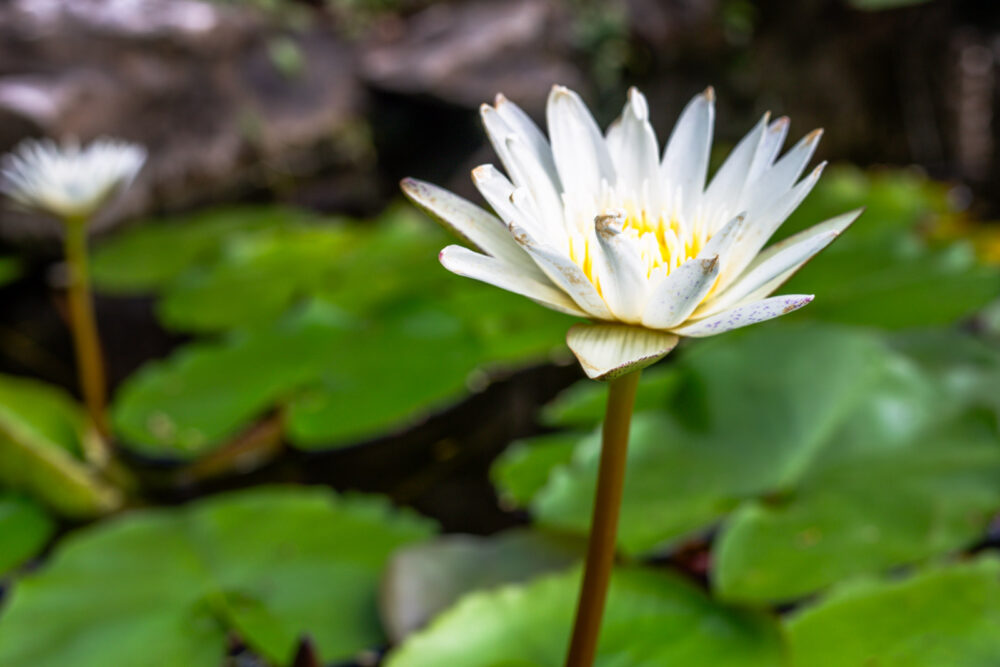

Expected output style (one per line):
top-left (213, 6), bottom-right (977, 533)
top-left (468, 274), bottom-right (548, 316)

top-left (570, 207), bottom-right (712, 294)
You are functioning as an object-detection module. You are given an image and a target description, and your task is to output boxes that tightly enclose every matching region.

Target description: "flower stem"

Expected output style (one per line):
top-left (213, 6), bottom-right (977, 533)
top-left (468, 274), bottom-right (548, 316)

top-left (565, 369), bottom-right (641, 667)
top-left (63, 219), bottom-right (110, 443)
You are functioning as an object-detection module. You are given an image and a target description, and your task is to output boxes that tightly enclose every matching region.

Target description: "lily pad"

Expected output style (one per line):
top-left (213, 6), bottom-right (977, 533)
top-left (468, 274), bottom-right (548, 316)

top-left (495, 323), bottom-right (1000, 602)
top-left (0, 494), bottom-right (54, 576)
top-left (380, 529), bottom-right (585, 642)
top-left (92, 206), bottom-right (319, 294)
top-left (0, 486), bottom-right (434, 667)
top-left (0, 374), bottom-right (121, 517)
top-left (787, 555), bottom-right (1000, 666)
top-left (385, 565), bottom-right (785, 667)
top-left (492, 433), bottom-right (581, 509)
top-left (504, 324), bottom-right (890, 554)
top-left (155, 225), bottom-right (354, 333)
top-left (714, 418), bottom-right (1000, 603)
top-left (111, 302), bottom-right (352, 457)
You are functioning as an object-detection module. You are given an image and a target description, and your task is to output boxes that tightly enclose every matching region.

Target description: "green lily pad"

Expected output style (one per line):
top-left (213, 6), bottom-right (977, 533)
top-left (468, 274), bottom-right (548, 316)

top-left (506, 324), bottom-right (890, 555)
top-left (156, 225), bottom-right (355, 333)
top-left (92, 206), bottom-right (319, 294)
top-left (787, 555), bottom-right (1000, 666)
top-left (0, 486), bottom-right (434, 667)
top-left (107, 204), bottom-right (575, 457)
top-left (385, 566), bottom-right (785, 667)
top-left (714, 418), bottom-right (1000, 603)
top-left (0, 494), bottom-right (54, 576)
top-left (495, 323), bottom-right (1000, 602)
top-left (111, 302), bottom-right (352, 457)
top-left (0, 374), bottom-right (120, 517)
top-left (492, 433), bottom-right (581, 509)
top-left (380, 529), bottom-right (585, 642)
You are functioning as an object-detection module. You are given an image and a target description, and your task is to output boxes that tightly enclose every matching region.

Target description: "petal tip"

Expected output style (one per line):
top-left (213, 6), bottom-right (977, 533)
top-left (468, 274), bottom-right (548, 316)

top-left (702, 86), bottom-right (716, 103)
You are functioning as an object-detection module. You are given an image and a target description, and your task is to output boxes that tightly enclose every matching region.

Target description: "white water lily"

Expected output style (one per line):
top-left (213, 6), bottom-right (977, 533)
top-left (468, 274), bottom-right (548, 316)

top-left (403, 85), bottom-right (860, 379)
top-left (1, 137), bottom-right (146, 221)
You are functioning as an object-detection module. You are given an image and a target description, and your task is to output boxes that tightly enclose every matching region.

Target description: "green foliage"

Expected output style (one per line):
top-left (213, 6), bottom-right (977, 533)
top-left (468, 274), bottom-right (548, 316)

top-left (386, 565), bottom-right (785, 667)
top-left (91, 206), bottom-right (321, 295)
top-left (0, 257), bottom-right (22, 287)
top-left (0, 487), bottom-right (434, 667)
top-left (0, 495), bottom-right (54, 576)
top-left (103, 208), bottom-right (573, 457)
top-left (0, 374), bottom-right (120, 517)
top-left (787, 556), bottom-right (1000, 666)
top-left (494, 323), bottom-right (1000, 602)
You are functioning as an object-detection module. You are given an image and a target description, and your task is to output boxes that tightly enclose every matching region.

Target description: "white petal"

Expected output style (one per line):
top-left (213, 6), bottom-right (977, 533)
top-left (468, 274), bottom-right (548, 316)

top-left (594, 211), bottom-right (649, 323)
top-left (699, 213), bottom-right (853, 317)
top-left (703, 112), bottom-right (770, 227)
top-left (699, 212), bottom-right (749, 267)
top-left (439, 245), bottom-right (586, 317)
top-left (480, 104), bottom-right (518, 178)
top-left (546, 85), bottom-right (615, 195)
top-left (721, 161), bottom-right (827, 285)
top-left (471, 164), bottom-right (552, 244)
top-left (744, 117), bottom-right (789, 192)
top-left (400, 177), bottom-right (540, 275)
top-left (707, 208), bottom-right (862, 312)
top-left (606, 87), bottom-right (660, 203)
top-left (493, 94), bottom-right (560, 189)
top-left (743, 129), bottom-right (823, 215)
top-left (641, 255), bottom-right (720, 329)
top-left (671, 294), bottom-right (814, 337)
top-left (507, 221), bottom-right (614, 320)
top-left (566, 322), bottom-right (678, 380)
top-left (661, 87), bottom-right (714, 222)
top-left (505, 136), bottom-right (566, 242)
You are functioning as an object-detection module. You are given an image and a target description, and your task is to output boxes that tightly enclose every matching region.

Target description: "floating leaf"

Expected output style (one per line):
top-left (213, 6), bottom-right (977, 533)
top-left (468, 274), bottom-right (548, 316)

top-left (91, 206), bottom-right (319, 294)
top-left (787, 555), bottom-right (1000, 666)
top-left (111, 302), bottom-right (351, 458)
top-left (380, 529), bottom-right (584, 642)
top-left (0, 494), bottom-right (54, 576)
top-left (509, 324), bottom-right (889, 555)
top-left (156, 225), bottom-right (354, 333)
top-left (385, 566), bottom-right (785, 667)
top-left (497, 323), bottom-right (1000, 602)
top-left (714, 418), bottom-right (1000, 603)
top-left (491, 433), bottom-right (580, 509)
top-left (0, 374), bottom-right (120, 517)
top-left (115, 288), bottom-right (571, 457)
top-left (0, 487), bottom-right (434, 666)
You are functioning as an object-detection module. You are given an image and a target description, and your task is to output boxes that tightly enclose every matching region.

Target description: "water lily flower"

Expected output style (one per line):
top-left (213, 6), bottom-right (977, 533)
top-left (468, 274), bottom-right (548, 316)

top-left (1, 137), bottom-right (146, 222)
top-left (402, 85), bottom-right (860, 380)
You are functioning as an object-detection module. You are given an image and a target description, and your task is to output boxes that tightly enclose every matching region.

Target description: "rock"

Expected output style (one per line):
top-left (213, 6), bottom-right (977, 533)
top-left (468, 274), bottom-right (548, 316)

top-left (361, 0), bottom-right (586, 112)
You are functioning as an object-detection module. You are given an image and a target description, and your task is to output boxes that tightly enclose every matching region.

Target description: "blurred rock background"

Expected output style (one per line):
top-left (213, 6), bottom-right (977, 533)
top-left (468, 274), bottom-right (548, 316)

top-left (1, 0), bottom-right (998, 233)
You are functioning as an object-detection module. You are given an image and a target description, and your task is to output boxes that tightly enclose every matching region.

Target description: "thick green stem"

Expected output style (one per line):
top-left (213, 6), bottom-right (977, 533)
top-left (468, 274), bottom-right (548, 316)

top-left (565, 369), bottom-right (641, 667)
top-left (63, 220), bottom-right (110, 445)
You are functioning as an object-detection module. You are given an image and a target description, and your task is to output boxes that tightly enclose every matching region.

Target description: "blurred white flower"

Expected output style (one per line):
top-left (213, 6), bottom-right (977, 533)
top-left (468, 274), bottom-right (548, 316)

top-left (403, 85), bottom-right (860, 379)
top-left (1, 137), bottom-right (146, 221)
